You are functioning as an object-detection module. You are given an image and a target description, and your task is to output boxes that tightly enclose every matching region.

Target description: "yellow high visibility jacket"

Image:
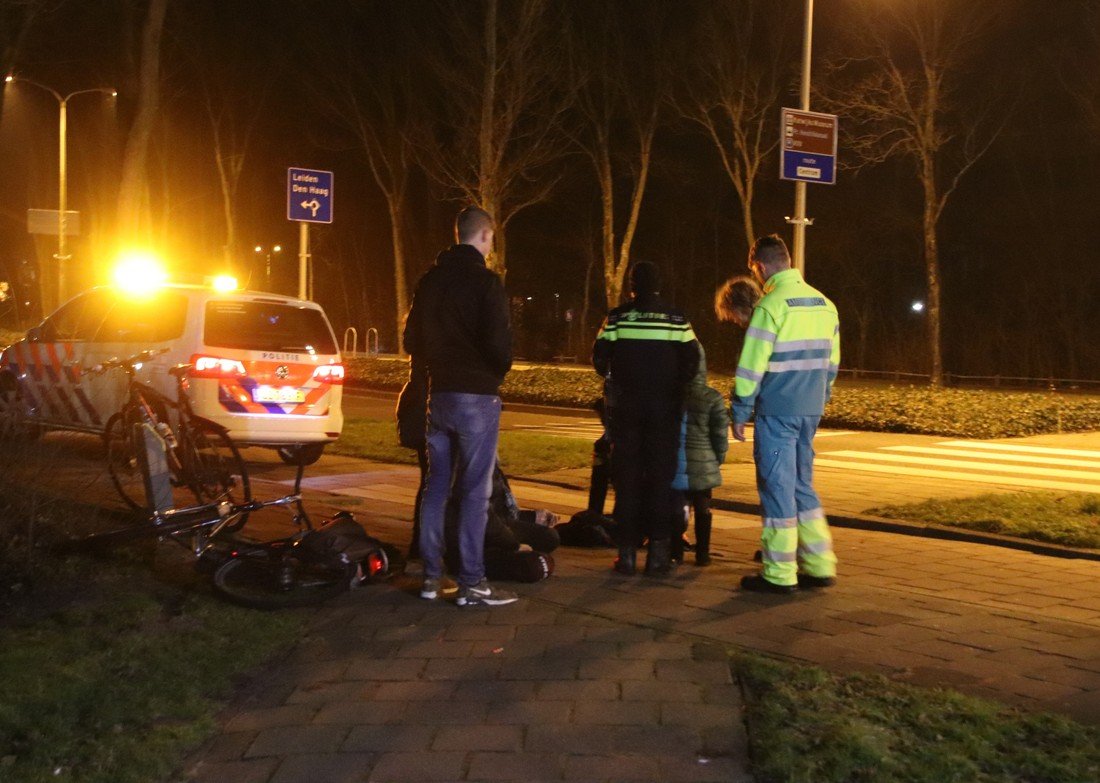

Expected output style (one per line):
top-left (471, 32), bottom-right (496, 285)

top-left (731, 268), bottom-right (840, 424)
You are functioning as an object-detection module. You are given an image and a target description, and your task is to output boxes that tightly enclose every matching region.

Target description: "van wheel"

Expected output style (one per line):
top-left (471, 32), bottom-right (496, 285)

top-left (277, 443), bottom-right (325, 466)
top-left (0, 373), bottom-right (37, 440)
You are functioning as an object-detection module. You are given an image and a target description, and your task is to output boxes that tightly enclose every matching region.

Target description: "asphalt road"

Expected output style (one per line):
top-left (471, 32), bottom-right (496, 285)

top-left (344, 389), bottom-right (1100, 496)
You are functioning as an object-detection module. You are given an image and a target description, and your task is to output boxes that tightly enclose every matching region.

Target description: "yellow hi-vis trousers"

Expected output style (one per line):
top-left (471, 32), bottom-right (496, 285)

top-left (754, 415), bottom-right (838, 587)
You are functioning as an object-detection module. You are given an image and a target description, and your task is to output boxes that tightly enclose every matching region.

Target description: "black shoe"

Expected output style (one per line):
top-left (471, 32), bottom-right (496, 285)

top-left (740, 574), bottom-right (796, 594)
top-left (695, 553), bottom-right (711, 567)
top-left (644, 539), bottom-right (672, 577)
top-left (613, 547), bottom-right (637, 576)
top-left (797, 573), bottom-right (836, 589)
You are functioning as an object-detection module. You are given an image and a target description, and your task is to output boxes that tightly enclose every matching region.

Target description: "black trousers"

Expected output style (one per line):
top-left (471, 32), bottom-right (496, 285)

top-left (608, 397), bottom-right (681, 546)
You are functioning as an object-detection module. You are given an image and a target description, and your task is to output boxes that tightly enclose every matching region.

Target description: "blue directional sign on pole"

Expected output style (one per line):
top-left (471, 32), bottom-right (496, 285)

top-left (287, 167), bottom-right (334, 223)
top-left (780, 108), bottom-right (838, 185)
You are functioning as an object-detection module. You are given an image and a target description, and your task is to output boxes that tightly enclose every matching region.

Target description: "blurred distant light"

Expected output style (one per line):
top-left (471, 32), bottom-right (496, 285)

top-left (911, 300), bottom-right (925, 313)
top-left (525, 296), bottom-right (533, 301)
top-left (113, 250), bottom-right (167, 295)
top-left (273, 244), bottom-right (282, 253)
top-left (254, 245), bottom-right (263, 253)
top-left (4, 74), bottom-right (12, 84)
top-left (211, 275), bottom-right (238, 292)
top-left (110, 89), bottom-right (117, 97)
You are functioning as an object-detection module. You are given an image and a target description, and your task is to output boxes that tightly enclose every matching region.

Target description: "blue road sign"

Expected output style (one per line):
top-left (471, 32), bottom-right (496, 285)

top-left (782, 150), bottom-right (836, 184)
top-left (287, 168), bottom-right (333, 223)
top-left (780, 108), bottom-right (838, 185)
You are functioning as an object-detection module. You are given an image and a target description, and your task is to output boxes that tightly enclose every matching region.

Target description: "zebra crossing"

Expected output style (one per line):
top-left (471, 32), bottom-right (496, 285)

top-left (508, 420), bottom-right (855, 441)
top-left (815, 440), bottom-right (1100, 493)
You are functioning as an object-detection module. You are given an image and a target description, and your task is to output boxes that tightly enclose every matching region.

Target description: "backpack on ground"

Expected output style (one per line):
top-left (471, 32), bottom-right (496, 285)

top-left (299, 511), bottom-right (390, 580)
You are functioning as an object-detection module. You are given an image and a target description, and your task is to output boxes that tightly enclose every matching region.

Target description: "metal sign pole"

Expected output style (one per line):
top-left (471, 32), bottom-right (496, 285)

top-left (298, 221), bottom-right (309, 300)
top-left (790, 0), bottom-right (814, 275)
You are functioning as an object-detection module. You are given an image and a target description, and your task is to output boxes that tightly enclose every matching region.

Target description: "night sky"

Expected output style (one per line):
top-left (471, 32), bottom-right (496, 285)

top-left (0, 0), bottom-right (1097, 380)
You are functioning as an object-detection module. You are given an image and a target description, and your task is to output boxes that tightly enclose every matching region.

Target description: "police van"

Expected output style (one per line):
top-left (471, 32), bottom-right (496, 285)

top-left (0, 284), bottom-right (344, 463)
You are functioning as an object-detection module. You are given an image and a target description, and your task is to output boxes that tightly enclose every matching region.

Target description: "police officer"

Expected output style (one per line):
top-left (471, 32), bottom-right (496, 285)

top-left (732, 235), bottom-right (840, 594)
top-left (593, 262), bottom-right (699, 576)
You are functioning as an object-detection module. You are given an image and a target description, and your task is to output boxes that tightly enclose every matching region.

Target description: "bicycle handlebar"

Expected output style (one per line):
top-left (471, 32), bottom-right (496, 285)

top-left (152, 493), bottom-right (302, 526)
top-left (84, 347), bottom-right (169, 377)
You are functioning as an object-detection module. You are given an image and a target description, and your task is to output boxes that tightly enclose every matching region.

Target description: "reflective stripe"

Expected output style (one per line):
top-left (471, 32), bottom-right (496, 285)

top-left (786, 297), bottom-right (826, 307)
top-left (774, 338), bottom-right (833, 352)
top-left (797, 541), bottom-right (834, 556)
top-left (736, 367), bottom-right (764, 382)
top-left (797, 507), bottom-right (825, 522)
top-left (745, 326), bottom-right (777, 343)
top-left (763, 549), bottom-right (797, 562)
top-left (762, 516), bottom-right (797, 529)
top-left (767, 358), bottom-right (832, 372)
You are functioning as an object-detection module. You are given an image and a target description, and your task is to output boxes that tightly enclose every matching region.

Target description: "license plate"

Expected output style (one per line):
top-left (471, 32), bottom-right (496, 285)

top-left (252, 386), bottom-right (306, 403)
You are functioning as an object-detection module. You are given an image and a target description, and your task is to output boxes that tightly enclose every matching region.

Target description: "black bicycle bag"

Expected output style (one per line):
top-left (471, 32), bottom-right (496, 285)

top-left (299, 512), bottom-right (388, 574)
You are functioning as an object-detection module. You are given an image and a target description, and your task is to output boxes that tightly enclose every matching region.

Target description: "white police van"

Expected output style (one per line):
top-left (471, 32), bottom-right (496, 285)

top-left (0, 284), bottom-right (344, 463)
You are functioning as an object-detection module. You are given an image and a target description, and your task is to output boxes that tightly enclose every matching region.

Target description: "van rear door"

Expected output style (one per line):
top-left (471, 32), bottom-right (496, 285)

top-left (201, 298), bottom-right (341, 416)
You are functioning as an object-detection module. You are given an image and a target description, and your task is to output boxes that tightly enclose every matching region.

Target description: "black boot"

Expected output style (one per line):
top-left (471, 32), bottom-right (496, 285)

top-left (644, 538), bottom-right (672, 577)
top-left (695, 528), bottom-right (711, 567)
top-left (613, 546), bottom-right (637, 576)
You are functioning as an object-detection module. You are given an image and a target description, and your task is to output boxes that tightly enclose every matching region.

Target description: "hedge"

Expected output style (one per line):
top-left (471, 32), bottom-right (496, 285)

top-left (345, 357), bottom-right (1100, 438)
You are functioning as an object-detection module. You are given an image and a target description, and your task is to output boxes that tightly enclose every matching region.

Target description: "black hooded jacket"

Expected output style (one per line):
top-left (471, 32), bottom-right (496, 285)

top-left (403, 244), bottom-right (513, 396)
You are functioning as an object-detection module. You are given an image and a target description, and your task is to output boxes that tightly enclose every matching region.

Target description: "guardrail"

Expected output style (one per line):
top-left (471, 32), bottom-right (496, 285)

top-left (837, 368), bottom-right (1100, 391)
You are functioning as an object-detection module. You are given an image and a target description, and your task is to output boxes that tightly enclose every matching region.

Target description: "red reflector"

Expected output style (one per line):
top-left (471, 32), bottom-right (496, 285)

top-left (312, 363), bottom-right (344, 385)
top-left (367, 551), bottom-right (387, 576)
top-left (189, 354), bottom-right (246, 379)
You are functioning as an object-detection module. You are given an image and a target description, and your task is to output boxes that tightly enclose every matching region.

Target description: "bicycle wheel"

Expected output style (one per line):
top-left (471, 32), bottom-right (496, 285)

top-left (104, 410), bottom-right (148, 511)
top-left (178, 421), bottom-right (251, 528)
top-left (212, 551), bottom-right (355, 609)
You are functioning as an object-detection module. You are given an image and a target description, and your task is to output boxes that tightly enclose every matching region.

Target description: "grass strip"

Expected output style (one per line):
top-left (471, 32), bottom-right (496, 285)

top-left (331, 418), bottom-right (592, 475)
top-left (735, 653), bottom-right (1100, 783)
top-left (865, 491), bottom-right (1100, 550)
top-left (0, 558), bottom-right (302, 783)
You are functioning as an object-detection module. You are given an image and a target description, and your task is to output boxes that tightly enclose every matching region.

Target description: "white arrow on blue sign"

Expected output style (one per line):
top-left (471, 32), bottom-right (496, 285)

top-left (287, 167), bottom-right (334, 223)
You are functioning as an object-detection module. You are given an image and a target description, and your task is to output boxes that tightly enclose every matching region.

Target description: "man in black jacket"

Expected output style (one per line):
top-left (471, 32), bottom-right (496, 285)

top-left (593, 261), bottom-right (699, 576)
top-left (403, 207), bottom-right (518, 607)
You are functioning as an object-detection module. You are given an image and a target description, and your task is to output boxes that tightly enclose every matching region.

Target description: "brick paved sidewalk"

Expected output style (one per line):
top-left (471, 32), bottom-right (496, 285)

top-left (180, 452), bottom-right (1100, 782)
top-left (182, 564), bottom-right (754, 783)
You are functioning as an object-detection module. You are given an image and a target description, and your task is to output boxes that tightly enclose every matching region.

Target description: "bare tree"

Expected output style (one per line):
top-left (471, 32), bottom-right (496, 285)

top-left (566, 0), bottom-right (670, 308)
top-left (169, 6), bottom-right (271, 270)
top-left (420, 0), bottom-right (571, 278)
top-left (822, 1), bottom-right (1007, 385)
top-left (313, 3), bottom-right (422, 354)
top-left (1064, 1), bottom-right (1100, 136)
top-left (116, 0), bottom-right (168, 241)
top-left (678, 0), bottom-right (793, 252)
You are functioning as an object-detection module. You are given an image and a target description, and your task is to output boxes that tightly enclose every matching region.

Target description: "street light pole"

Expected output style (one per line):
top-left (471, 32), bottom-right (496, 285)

top-left (6, 76), bottom-right (115, 305)
top-left (790, 0), bottom-right (815, 275)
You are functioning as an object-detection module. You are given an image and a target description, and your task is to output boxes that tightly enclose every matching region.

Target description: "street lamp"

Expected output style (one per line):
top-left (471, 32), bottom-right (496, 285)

top-left (5, 75), bottom-right (116, 305)
top-left (254, 244), bottom-right (282, 290)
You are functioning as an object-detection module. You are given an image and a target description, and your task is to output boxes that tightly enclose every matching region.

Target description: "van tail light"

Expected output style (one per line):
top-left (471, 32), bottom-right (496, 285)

top-left (189, 354), bottom-right (247, 379)
top-left (312, 364), bottom-right (344, 385)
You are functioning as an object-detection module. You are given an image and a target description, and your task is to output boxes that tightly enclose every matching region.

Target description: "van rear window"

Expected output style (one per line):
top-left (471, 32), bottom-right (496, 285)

top-left (204, 301), bottom-right (337, 354)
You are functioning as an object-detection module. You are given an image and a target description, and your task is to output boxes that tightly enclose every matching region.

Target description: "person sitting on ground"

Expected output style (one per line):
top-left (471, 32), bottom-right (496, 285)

top-left (444, 464), bottom-right (558, 583)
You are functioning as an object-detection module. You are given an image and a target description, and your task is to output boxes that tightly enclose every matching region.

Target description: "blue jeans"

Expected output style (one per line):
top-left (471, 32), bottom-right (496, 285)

top-left (419, 392), bottom-right (501, 587)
